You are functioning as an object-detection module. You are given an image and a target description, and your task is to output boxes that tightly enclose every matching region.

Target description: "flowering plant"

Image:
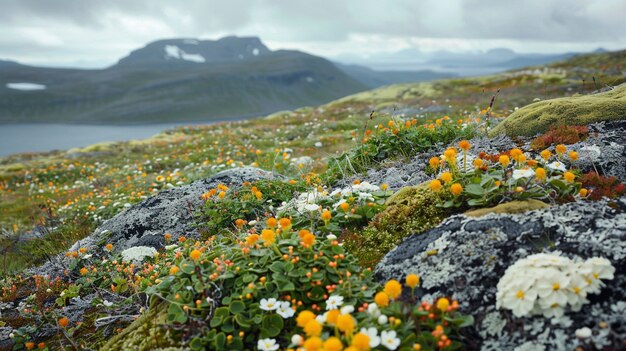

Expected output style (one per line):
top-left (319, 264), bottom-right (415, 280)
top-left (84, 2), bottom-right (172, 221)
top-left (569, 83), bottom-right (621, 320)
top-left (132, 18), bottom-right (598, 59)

top-left (496, 253), bottom-right (615, 318)
top-left (427, 141), bottom-right (585, 209)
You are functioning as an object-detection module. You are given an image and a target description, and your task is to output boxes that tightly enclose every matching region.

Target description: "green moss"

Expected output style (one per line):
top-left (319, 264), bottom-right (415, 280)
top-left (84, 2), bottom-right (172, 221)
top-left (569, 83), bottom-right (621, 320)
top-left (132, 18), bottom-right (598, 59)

top-left (464, 199), bottom-right (549, 217)
top-left (344, 183), bottom-right (448, 268)
top-left (100, 305), bottom-right (180, 351)
top-left (490, 84), bottom-right (626, 137)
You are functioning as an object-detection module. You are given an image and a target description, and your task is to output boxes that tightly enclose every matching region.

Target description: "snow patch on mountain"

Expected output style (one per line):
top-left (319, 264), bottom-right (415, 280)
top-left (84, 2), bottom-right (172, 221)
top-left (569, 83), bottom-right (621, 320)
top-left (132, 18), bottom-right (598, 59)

top-left (164, 45), bottom-right (206, 63)
top-left (6, 83), bottom-right (46, 91)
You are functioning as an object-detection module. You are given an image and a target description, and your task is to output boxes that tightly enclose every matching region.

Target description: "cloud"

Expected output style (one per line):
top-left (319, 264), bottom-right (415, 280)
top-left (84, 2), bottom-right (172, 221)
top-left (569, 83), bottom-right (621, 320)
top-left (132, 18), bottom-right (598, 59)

top-left (0, 0), bottom-right (624, 67)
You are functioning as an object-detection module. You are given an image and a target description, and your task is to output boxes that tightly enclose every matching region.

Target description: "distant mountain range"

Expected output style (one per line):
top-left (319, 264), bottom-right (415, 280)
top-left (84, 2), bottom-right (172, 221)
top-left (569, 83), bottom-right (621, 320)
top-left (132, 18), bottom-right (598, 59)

top-left (0, 36), bottom-right (595, 124)
top-left (333, 47), bottom-right (588, 76)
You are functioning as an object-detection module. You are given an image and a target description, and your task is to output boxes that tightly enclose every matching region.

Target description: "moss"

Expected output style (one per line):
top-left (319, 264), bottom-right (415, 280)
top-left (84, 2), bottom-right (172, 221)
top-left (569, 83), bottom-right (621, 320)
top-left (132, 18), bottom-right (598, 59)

top-left (100, 304), bottom-right (180, 351)
top-left (344, 183), bottom-right (448, 268)
top-left (490, 83), bottom-right (626, 137)
top-left (464, 199), bottom-right (550, 217)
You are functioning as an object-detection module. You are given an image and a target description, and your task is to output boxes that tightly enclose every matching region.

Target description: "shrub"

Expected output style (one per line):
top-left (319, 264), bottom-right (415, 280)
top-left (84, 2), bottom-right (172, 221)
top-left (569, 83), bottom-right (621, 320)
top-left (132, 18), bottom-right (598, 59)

top-left (529, 125), bottom-right (588, 150)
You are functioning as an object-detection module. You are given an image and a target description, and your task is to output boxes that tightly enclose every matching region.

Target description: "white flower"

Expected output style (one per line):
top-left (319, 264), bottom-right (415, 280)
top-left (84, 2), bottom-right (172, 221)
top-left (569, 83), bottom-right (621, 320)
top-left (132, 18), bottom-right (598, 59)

top-left (498, 280), bottom-right (538, 317)
top-left (121, 246), bottom-right (157, 263)
top-left (82, 254), bottom-right (93, 260)
top-left (575, 327), bottom-right (592, 339)
top-left (547, 161), bottom-right (566, 172)
top-left (340, 305), bottom-right (355, 315)
top-left (304, 204), bottom-right (320, 212)
top-left (257, 338), bottom-right (280, 351)
top-left (377, 315), bottom-right (388, 325)
top-left (327, 234), bottom-right (337, 241)
top-left (326, 295), bottom-right (344, 310)
top-left (276, 301), bottom-right (295, 318)
top-left (360, 327), bottom-right (381, 347)
top-left (260, 298), bottom-right (279, 311)
top-left (512, 168), bottom-right (535, 180)
top-left (535, 269), bottom-right (570, 307)
top-left (248, 220), bottom-right (258, 226)
top-left (367, 303), bottom-right (381, 318)
top-left (103, 300), bottom-right (114, 307)
top-left (380, 330), bottom-right (401, 350)
top-left (316, 314), bottom-right (326, 323)
top-left (290, 334), bottom-right (303, 346)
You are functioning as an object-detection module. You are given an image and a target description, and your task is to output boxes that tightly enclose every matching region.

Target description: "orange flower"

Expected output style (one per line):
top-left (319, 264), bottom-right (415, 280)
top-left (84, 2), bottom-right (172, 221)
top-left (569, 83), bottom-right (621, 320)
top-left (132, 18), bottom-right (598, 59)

top-left (58, 317), bottom-right (70, 328)
top-left (105, 243), bottom-right (113, 251)
top-left (261, 229), bottom-right (276, 245)
top-left (189, 249), bottom-right (201, 261)
top-left (443, 148), bottom-right (457, 161)
top-left (336, 314), bottom-right (355, 335)
top-left (429, 157), bottom-right (440, 168)
top-left (374, 292), bottom-right (389, 307)
top-left (499, 155), bottom-right (510, 167)
top-left (351, 333), bottom-right (371, 351)
top-left (266, 217), bottom-right (278, 228)
top-left (429, 180), bottom-right (443, 192)
top-left (406, 274), bottom-right (420, 288)
top-left (169, 266), bottom-right (180, 275)
top-left (321, 210), bottom-right (332, 222)
top-left (569, 151), bottom-right (579, 161)
top-left (164, 233), bottom-right (172, 241)
top-left (563, 171), bottom-right (576, 183)
top-left (450, 183), bottom-right (463, 196)
top-left (555, 144), bottom-right (567, 155)
top-left (579, 188), bottom-right (588, 197)
top-left (326, 309), bottom-right (340, 325)
top-left (246, 234), bottom-right (260, 246)
top-left (440, 172), bottom-right (453, 183)
top-left (296, 310), bottom-right (316, 327)
top-left (37, 343), bottom-right (45, 349)
top-left (384, 280), bottom-right (402, 299)
top-left (339, 202), bottom-right (350, 212)
top-left (303, 337), bottom-right (323, 351)
top-left (79, 267), bottom-right (89, 276)
top-left (535, 167), bottom-right (547, 181)
top-left (301, 232), bottom-right (316, 248)
top-left (235, 219), bottom-right (246, 228)
top-left (278, 217), bottom-right (292, 229)
top-left (25, 342), bottom-right (35, 350)
top-left (540, 150), bottom-right (552, 161)
top-left (473, 158), bottom-right (483, 169)
top-left (458, 140), bottom-right (471, 151)
top-left (323, 337), bottom-right (344, 351)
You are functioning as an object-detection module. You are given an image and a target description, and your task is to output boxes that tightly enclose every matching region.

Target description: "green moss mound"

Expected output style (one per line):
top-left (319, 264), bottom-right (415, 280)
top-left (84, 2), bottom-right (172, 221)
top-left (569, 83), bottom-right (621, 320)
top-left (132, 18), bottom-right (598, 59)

top-left (464, 199), bottom-right (549, 217)
top-left (490, 83), bottom-right (626, 137)
top-left (344, 183), bottom-right (447, 268)
top-left (100, 305), bottom-right (181, 351)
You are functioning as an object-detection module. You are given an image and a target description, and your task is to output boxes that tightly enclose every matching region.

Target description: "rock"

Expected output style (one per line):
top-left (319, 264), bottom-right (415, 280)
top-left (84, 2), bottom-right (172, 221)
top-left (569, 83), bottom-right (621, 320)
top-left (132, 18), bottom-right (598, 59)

top-left (464, 199), bottom-right (549, 217)
top-left (490, 83), bottom-right (626, 137)
top-left (375, 197), bottom-right (626, 350)
top-left (32, 167), bottom-right (277, 276)
top-left (572, 120), bottom-right (626, 183)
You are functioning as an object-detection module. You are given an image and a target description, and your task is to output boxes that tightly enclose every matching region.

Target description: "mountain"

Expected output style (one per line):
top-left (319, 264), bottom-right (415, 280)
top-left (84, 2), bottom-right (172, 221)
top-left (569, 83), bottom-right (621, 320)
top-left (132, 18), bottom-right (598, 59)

top-left (0, 36), bottom-right (368, 124)
top-left (333, 48), bottom-right (580, 76)
top-left (334, 63), bottom-right (456, 87)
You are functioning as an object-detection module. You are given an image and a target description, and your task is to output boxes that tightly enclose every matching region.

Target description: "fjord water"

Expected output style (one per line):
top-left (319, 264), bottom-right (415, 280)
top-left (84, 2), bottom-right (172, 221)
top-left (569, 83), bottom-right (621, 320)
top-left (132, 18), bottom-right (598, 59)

top-left (0, 123), bottom-right (205, 157)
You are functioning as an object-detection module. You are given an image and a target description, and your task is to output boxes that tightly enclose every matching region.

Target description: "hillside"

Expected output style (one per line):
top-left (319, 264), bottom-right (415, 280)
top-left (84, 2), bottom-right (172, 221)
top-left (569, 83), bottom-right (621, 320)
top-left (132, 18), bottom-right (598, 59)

top-left (0, 48), bottom-right (625, 351)
top-left (0, 37), bottom-right (368, 124)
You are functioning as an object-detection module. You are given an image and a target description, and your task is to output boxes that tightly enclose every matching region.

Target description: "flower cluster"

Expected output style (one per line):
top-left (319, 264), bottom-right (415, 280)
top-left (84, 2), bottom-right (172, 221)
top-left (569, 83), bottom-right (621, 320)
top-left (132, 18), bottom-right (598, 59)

top-left (496, 253), bottom-right (615, 318)
top-left (427, 141), bottom-right (585, 209)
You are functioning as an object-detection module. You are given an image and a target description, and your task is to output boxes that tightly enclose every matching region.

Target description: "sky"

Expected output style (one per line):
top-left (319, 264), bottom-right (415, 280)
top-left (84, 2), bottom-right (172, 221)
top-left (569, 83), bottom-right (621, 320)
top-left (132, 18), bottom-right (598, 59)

top-left (1, 0), bottom-right (626, 68)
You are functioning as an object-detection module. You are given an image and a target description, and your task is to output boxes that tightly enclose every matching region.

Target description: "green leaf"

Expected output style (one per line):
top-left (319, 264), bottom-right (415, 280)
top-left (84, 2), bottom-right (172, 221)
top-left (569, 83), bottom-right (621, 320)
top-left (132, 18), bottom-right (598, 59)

top-left (234, 313), bottom-right (251, 328)
top-left (180, 260), bottom-right (195, 274)
top-left (465, 183), bottom-right (485, 196)
top-left (167, 303), bottom-right (188, 324)
top-left (279, 282), bottom-right (295, 292)
top-left (190, 337), bottom-right (204, 351)
top-left (229, 300), bottom-right (245, 314)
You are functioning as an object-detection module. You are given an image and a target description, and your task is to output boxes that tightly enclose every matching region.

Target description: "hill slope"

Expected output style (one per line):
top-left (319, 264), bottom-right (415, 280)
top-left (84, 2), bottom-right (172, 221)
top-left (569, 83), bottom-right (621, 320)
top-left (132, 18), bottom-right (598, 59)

top-left (0, 37), bottom-right (368, 124)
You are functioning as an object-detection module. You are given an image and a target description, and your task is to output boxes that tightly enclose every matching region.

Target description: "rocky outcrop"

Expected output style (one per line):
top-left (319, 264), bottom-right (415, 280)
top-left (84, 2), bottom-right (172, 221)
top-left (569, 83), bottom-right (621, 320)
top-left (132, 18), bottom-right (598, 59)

top-left (375, 197), bottom-right (626, 350)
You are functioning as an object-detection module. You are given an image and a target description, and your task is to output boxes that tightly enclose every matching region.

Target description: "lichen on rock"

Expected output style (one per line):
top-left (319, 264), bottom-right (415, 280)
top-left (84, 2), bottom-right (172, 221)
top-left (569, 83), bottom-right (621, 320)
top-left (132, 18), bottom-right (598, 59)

top-left (375, 197), bottom-right (626, 349)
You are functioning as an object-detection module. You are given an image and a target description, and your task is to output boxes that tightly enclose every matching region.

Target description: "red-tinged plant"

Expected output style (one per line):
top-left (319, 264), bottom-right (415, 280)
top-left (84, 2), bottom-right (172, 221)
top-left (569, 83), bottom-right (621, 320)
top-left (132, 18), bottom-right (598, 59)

top-left (581, 172), bottom-right (626, 201)
top-left (530, 125), bottom-right (589, 150)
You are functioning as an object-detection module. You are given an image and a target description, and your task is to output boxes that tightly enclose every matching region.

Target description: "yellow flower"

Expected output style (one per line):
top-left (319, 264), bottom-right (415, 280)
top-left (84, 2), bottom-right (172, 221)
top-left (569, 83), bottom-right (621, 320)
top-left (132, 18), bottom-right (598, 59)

top-left (189, 249), bottom-right (202, 261)
top-left (339, 202), bottom-right (350, 212)
top-left (383, 280), bottom-right (402, 299)
top-left (336, 314), bottom-right (355, 335)
top-left (569, 151), bottom-right (579, 161)
top-left (429, 157), bottom-right (440, 168)
top-left (79, 267), bottom-right (89, 275)
top-left (563, 171), bottom-right (576, 183)
top-left (540, 150), bottom-right (552, 161)
top-left (246, 234), bottom-right (260, 246)
top-left (303, 337), bottom-right (323, 351)
top-left (429, 179), bottom-right (442, 192)
top-left (381, 183), bottom-right (388, 191)
top-left (473, 158), bottom-right (484, 169)
top-left (499, 155), bottom-right (510, 167)
top-left (304, 319), bottom-right (323, 337)
top-left (301, 232), bottom-right (316, 248)
top-left (579, 188), bottom-right (588, 197)
top-left (535, 167), bottom-right (547, 181)
top-left (261, 229), bottom-right (276, 245)
top-left (169, 266), bottom-right (180, 275)
top-left (436, 297), bottom-right (450, 312)
top-left (450, 183), bottom-right (463, 196)
top-left (324, 337), bottom-right (344, 351)
top-left (458, 140), bottom-right (471, 151)
top-left (406, 274), bottom-right (420, 288)
top-left (555, 144), bottom-right (567, 155)
top-left (440, 172), bottom-right (453, 184)
top-left (297, 311), bottom-right (316, 328)
top-left (105, 243), bottom-right (113, 251)
top-left (374, 292), bottom-right (389, 307)
top-left (351, 333), bottom-right (371, 351)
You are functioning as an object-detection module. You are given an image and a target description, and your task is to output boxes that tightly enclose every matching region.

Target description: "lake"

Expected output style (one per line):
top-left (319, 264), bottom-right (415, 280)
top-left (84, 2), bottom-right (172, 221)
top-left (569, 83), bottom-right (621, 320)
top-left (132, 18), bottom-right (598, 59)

top-left (0, 123), bottom-right (211, 157)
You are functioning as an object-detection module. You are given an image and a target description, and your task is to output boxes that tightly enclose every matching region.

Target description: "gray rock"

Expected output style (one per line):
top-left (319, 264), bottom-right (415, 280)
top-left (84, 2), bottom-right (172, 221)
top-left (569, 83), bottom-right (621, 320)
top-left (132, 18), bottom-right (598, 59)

top-left (375, 197), bottom-right (626, 350)
top-left (32, 167), bottom-right (277, 276)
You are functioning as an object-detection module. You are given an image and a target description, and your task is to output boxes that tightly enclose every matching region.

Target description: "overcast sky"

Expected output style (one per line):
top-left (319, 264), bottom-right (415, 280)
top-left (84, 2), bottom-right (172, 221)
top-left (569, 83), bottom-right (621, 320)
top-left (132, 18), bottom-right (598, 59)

top-left (1, 0), bottom-right (625, 68)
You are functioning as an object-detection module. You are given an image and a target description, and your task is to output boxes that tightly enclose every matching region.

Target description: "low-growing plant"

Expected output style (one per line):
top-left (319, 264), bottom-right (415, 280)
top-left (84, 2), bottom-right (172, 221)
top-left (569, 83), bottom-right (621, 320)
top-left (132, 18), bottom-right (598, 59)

top-left (427, 141), bottom-right (586, 209)
top-left (580, 171), bottom-right (626, 201)
top-left (529, 125), bottom-right (588, 150)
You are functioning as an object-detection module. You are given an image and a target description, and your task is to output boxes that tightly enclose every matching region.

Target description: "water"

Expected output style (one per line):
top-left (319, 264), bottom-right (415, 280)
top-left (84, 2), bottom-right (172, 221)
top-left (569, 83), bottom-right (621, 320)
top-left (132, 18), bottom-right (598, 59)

top-left (0, 123), bottom-right (211, 157)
